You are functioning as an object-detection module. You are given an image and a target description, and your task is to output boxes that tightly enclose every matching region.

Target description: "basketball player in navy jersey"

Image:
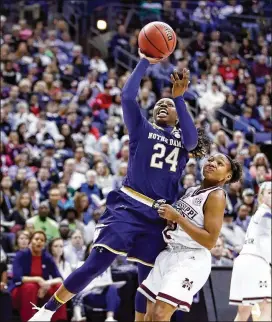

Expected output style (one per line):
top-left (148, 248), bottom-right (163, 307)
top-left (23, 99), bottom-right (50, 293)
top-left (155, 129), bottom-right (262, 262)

top-left (29, 50), bottom-right (211, 321)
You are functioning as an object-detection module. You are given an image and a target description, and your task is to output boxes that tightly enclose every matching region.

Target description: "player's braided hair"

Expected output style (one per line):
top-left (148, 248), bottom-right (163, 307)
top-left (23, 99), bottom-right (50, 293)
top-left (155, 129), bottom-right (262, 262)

top-left (225, 156), bottom-right (243, 184)
top-left (190, 128), bottom-right (211, 159)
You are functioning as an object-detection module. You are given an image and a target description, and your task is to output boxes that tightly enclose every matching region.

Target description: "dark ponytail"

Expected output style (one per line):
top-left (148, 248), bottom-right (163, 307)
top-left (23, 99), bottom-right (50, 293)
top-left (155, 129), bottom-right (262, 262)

top-left (190, 128), bottom-right (211, 159)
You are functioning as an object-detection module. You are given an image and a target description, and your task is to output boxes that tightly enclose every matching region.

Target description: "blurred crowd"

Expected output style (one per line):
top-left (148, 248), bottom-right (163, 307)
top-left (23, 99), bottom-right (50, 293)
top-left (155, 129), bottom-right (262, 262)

top-left (0, 0), bottom-right (271, 321)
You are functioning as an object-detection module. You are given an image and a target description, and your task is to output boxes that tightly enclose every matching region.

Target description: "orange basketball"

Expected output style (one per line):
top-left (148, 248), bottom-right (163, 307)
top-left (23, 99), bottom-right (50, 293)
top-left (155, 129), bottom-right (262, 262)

top-left (138, 21), bottom-right (177, 59)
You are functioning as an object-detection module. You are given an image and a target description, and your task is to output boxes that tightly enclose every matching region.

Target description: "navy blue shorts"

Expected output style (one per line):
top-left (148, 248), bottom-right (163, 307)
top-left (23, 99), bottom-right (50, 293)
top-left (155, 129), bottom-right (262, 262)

top-left (93, 190), bottom-right (167, 267)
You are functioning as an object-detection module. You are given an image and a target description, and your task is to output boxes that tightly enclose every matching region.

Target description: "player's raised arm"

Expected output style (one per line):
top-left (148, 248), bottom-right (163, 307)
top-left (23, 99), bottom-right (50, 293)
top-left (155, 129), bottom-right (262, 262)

top-left (158, 189), bottom-right (226, 250)
top-left (170, 69), bottom-right (198, 151)
top-left (121, 49), bottom-right (162, 135)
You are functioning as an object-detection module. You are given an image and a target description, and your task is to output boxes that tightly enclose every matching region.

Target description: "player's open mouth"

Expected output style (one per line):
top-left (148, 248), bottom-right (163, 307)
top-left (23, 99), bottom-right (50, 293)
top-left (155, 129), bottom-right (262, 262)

top-left (157, 107), bottom-right (168, 117)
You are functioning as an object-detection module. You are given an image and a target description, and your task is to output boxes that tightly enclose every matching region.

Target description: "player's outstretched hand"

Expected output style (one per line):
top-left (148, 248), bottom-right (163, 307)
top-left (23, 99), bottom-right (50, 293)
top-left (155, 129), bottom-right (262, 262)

top-left (171, 69), bottom-right (190, 98)
top-left (158, 204), bottom-right (179, 222)
top-left (138, 48), bottom-right (164, 64)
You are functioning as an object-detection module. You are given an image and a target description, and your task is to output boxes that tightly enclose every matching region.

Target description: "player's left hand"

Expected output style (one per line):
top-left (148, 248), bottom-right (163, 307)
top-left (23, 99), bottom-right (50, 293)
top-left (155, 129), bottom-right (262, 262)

top-left (158, 204), bottom-right (179, 222)
top-left (171, 69), bottom-right (190, 98)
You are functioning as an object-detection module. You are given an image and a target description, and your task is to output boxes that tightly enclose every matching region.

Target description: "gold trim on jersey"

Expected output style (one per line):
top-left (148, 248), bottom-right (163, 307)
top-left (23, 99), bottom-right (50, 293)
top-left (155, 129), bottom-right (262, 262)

top-left (92, 243), bottom-right (154, 267)
top-left (120, 186), bottom-right (154, 207)
top-left (92, 243), bottom-right (127, 256)
top-left (150, 122), bottom-right (179, 134)
top-left (127, 256), bottom-right (154, 267)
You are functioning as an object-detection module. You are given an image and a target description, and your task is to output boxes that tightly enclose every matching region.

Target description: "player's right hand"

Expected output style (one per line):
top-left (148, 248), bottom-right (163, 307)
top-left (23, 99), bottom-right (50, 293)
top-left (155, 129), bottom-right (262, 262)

top-left (171, 69), bottom-right (190, 98)
top-left (138, 48), bottom-right (164, 64)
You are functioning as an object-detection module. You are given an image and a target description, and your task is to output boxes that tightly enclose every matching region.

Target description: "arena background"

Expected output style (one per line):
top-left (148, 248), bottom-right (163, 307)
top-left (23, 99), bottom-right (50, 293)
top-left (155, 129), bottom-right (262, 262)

top-left (0, 0), bottom-right (271, 321)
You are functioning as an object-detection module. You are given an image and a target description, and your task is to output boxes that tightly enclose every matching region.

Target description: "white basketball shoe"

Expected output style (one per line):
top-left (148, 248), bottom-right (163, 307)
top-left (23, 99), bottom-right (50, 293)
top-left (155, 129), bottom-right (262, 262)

top-left (28, 303), bottom-right (54, 321)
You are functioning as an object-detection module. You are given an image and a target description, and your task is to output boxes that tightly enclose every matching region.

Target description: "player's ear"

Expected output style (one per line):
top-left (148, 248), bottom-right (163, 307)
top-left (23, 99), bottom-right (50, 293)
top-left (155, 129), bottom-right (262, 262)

top-left (226, 172), bottom-right (232, 182)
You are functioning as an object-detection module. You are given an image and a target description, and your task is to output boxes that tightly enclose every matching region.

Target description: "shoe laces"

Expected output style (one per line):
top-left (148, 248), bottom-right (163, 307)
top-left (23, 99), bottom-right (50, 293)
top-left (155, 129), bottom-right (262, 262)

top-left (30, 302), bottom-right (41, 311)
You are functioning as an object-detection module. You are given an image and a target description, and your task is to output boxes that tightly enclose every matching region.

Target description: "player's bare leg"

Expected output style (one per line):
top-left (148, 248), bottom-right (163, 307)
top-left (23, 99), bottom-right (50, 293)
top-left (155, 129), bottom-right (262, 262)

top-left (144, 299), bottom-right (154, 321)
top-left (135, 311), bottom-right (145, 321)
top-left (234, 305), bottom-right (251, 321)
top-left (152, 300), bottom-right (176, 321)
top-left (258, 300), bottom-right (271, 321)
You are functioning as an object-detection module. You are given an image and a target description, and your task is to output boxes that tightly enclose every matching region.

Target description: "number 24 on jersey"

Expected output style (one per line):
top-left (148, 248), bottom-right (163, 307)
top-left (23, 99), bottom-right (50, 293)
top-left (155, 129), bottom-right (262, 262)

top-left (150, 143), bottom-right (180, 172)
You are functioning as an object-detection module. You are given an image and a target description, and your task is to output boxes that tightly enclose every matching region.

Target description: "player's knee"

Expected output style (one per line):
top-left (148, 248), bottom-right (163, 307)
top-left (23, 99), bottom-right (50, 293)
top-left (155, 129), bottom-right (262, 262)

top-left (259, 300), bottom-right (271, 314)
top-left (152, 303), bottom-right (169, 321)
top-left (237, 305), bottom-right (251, 318)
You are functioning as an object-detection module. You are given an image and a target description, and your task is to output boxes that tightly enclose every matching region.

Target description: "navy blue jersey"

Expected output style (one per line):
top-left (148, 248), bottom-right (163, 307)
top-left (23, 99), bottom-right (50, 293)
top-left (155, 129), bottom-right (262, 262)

top-left (123, 121), bottom-right (188, 202)
top-left (119, 59), bottom-right (196, 204)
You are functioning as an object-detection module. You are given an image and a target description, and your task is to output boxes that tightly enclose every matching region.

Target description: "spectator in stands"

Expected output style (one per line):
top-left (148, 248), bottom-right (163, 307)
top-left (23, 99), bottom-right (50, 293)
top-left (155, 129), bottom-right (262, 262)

top-left (8, 153), bottom-right (33, 180)
top-left (26, 201), bottom-right (59, 241)
top-left (0, 247), bottom-right (12, 322)
top-left (80, 170), bottom-right (103, 203)
top-left (138, 87), bottom-right (155, 119)
top-left (10, 231), bottom-right (67, 321)
top-left (94, 161), bottom-right (113, 197)
top-left (252, 165), bottom-right (272, 192)
top-left (5, 132), bottom-right (21, 160)
top-left (25, 177), bottom-right (41, 210)
top-left (211, 237), bottom-right (233, 267)
top-left (249, 153), bottom-right (271, 179)
top-left (178, 173), bottom-right (196, 196)
top-left (214, 130), bottom-right (231, 155)
top-left (234, 107), bottom-right (264, 135)
top-left (208, 121), bottom-right (221, 141)
top-left (260, 105), bottom-right (272, 132)
top-left (218, 56), bottom-right (238, 89)
top-left (14, 230), bottom-right (30, 251)
top-left (58, 221), bottom-right (71, 247)
top-left (112, 162), bottom-right (128, 191)
top-left (140, 0), bottom-right (162, 24)
top-left (57, 182), bottom-right (74, 211)
top-left (37, 167), bottom-right (52, 201)
top-left (11, 192), bottom-right (34, 231)
top-left (0, 142), bottom-right (13, 175)
top-left (192, 1), bottom-right (216, 33)
top-left (234, 204), bottom-right (251, 232)
top-left (74, 146), bottom-right (90, 174)
top-left (219, 0), bottom-right (243, 19)
top-left (218, 93), bottom-right (241, 128)
top-left (114, 145), bottom-right (129, 174)
top-left (48, 238), bottom-right (72, 279)
top-left (74, 192), bottom-right (94, 224)
top-left (48, 187), bottom-right (62, 222)
top-left (64, 230), bottom-right (86, 270)
top-left (252, 55), bottom-right (271, 82)
top-left (109, 25), bottom-right (130, 56)
top-left (184, 158), bottom-right (201, 184)
top-left (241, 188), bottom-right (257, 215)
top-left (221, 211), bottom-right (245, 254)
top-left (162, 0), bottom-right (178, 29)
top-left (207, 64), bottom-right (228, 92)
top-left (61, 207), bottom-right (85, 237)
top-left (228, 131), bottom-right (248, 159)
top-left (0, 175), bottom-right (17, 216)
top-left (84, 207), bottom-right (103, 245)
top-left (199, 82), bottom-right (226, 120)
top-left (89, 52), bottom-right (108, 75)
top-left (239, 38), bottom-right (255, 62)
